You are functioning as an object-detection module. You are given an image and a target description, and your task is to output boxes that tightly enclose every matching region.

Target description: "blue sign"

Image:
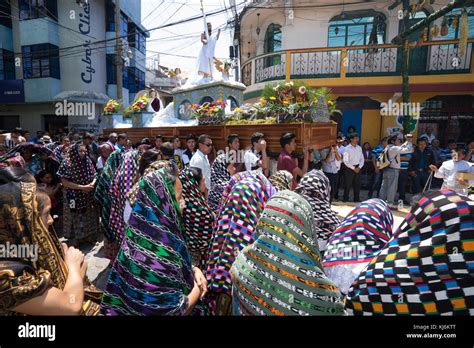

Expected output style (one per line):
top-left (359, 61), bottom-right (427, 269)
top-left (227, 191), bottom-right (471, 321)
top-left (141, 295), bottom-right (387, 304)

top-left (0, 80), bottom-right (25, 103)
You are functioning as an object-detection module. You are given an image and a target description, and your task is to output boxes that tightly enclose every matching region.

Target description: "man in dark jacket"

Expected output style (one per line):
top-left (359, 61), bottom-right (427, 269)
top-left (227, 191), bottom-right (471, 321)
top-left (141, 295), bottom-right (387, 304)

top-left (409, 137), bottom-right (436, 194)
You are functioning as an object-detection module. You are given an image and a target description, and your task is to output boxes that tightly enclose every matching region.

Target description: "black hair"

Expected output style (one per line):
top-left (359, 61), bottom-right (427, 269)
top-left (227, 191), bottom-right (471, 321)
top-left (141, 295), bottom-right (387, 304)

top-left (186, 134), bottom-right (197, 141)
top-left (155, 134), bottom-right (165, 141)
top-left (280, 132), bottom-right (296, 148)
top-left (160, 142), bottom-right (175, 158)
top-left (348, 132), bottom-right (359, 139)
top-left (118, 133), bottom-right (128, 142)
top-left (417, 137), bottom-right (428, 144)
top-left (388, 134), bottom-right (399, 144)
top-left (447, 139), bottom-right (456, 144)
top-left (139, 149), bottom-right (160, 176)
top-left (0, 167), bottom-right (36, 184)
top-left (347, 125), bottom-right (356, 132)
top-left (35, 170), bottom-right (53, 183)
top-left (227, 133), bottom-right (239, 145)
top-left (198, 134), bottom-right (211, 144)
top-left (455, 146), bottom-right (467, 155)
top-left (381, 136), bottom-right (388, 143)
top-left (141, 138), bottom-right (151, 145)
top-left (186, 166), bottom-right (203, 182)
top-left (250, 132), bottom-right (264, 146)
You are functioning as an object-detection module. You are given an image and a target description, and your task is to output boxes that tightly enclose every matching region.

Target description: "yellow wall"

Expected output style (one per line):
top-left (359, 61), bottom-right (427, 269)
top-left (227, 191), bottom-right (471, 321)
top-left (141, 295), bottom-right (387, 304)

top-left (361, 109), bottom-right (382, 147)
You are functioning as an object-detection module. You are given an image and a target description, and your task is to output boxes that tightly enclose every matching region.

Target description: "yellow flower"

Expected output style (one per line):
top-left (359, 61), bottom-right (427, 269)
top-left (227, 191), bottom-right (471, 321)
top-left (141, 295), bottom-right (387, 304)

top-left (328, 100), bottom-right (334, 106)
top-left (313, 97), bottom-right (319, 103)
top-left (234, 107), bottom-right (242, 112)
top-left (283, 101), bottom-right (289, 105)
top-left (269, 96), bottom-right (277, 101)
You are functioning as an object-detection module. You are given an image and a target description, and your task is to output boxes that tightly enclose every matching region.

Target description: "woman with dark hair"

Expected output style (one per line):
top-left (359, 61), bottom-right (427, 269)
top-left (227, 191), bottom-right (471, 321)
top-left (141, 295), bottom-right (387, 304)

top-left (57, 142), bottom-right (99, 247)
top-left (100, 163), bottom-right (208, 315)
top-left (0, 168), bottom-right (101, 315)
top-left (179, 166), bottom-right (214, 269)
top-left (347, 190), bottom-right (474, 315)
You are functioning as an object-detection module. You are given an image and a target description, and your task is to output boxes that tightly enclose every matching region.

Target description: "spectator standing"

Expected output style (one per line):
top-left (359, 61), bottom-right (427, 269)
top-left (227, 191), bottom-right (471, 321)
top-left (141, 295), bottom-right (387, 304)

top-left (189, 134), bottom-right (213, 192)
top-left (342, 133), bottom-right (364, 202)
top-left (440, 139), bottom-right (457, 161)
top-left (368, 137), bottom-right (387, 198)
top-left (397, 134), bottom-right (414, 205)
top-left (334, 136), bottom-right (346, 200)
top-left (361, 142), bottom-right (373, 189)
top-left (182, 134), bottom-right (197, 166)
top-left (322, 143), bottom-right (342, 202)
top-left (171, 136), bottom-right (184, 170)
top-left (277, 132), bottom-right (310, 189)
top-left (409, 137), bottom-right (436, 194)
top-left (419, 126), bottom-right (436, 145)
top-left (379, 133), bottom-right (413, 208)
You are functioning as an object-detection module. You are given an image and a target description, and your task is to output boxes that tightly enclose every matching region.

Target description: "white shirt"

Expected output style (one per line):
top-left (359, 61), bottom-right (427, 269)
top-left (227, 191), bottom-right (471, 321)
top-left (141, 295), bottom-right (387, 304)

top-left (322, 149), bottom-right (342, 174)
top-left (244, 149), bottom-right (260, 171)
top-left (420, 133), bottom-right (436, 144)
top-left (435, 160), bottom-right (474, 189)
top-left (189, 149), bottom-right (211, 190)
top-left (386, 142), bottom-right (413, 169)
top-left (342, 144), bottom-right (364, 170)
top-left (96, 156), bottom-right (105, 170)
top-left (174, 148), bottom-right (183, 159)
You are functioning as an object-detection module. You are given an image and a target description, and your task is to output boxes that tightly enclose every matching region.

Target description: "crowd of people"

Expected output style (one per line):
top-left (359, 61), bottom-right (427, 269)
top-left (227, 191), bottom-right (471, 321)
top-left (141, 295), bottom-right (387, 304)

top-left (0, 125), bottom-right (473, 316)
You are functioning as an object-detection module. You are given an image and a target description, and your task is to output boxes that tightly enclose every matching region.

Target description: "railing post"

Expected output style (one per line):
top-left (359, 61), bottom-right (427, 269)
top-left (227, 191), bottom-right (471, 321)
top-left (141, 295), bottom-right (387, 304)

top-left (285, 51), bottom-right (291, 81)
top-left (341, 48), bottom-right (347, 78)
top-left (251, 59), bottom-right (256, 85)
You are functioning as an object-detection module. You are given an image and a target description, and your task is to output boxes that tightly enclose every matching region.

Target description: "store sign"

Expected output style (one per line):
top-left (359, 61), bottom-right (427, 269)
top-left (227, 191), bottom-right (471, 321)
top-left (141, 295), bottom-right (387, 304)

top-left (78, 2), bottom-right (95, 84)
top-left (0, 80), bottom-right (25, 103)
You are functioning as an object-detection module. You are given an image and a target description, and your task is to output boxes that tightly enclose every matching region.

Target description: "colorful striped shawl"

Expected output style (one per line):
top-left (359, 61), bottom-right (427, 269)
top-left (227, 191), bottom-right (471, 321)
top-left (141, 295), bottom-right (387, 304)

top-left (269, 170), bottom-right (293, 192)
top-left (323, 199), bottom-right (393, 266)
top-left (94, 149), bottom-right (124, 241)
top-left (206, 173), bottom-right (275, 295)
top-left (347, 190), bottom-right (474, 315)
top-left (179, 167), bottom-right (214, 268)
top-left (101, 167), bottom-right (198, 316)
top-left (295, 170), bottom-right (340, 242)
top-left (109, 150), bottom-right (141, 243)
top-left (230, 190), bottom-right (346, 316)
top-left (208, 154), bottom-right (232, 212)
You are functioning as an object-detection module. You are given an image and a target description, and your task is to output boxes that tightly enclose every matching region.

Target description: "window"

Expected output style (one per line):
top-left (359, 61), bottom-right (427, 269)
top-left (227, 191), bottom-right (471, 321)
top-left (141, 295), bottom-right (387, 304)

top-left (106, 54), bottom-right (128, 88)
top-left (328, 11), bottom-right (386, 47)
top-left (0, 50), bottom-right (15, 80)
top-left (264, 23), bottom-right (282, 67)
top-left (441, 7), bottom-right (474, 40)
top-left (19, 0), bottom-right (57, 21)
top-left (127, 67), bottom-right (144, 94)
top-left (129, 23), bottom-right (146, 54)
top-left (120, 12), bottom-right (128, 38)
top-left (105, 0), bottom-right (115, 32)
top-left (22, 44), bottom-right (60, 79)
top-left (0, 1), bottom-right (12, 28)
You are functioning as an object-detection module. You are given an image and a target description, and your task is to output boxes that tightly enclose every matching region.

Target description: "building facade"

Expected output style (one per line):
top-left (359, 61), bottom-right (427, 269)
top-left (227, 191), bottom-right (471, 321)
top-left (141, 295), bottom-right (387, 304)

top-left (0, 0), bottom-right (148, 134)
top-left (237, 0), bottom-right (474, 146)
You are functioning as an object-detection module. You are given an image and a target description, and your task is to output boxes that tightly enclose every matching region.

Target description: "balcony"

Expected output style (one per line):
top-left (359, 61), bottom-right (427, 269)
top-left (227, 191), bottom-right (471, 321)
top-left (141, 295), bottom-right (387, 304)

top-left (241, 39), bottom-right (474, 94)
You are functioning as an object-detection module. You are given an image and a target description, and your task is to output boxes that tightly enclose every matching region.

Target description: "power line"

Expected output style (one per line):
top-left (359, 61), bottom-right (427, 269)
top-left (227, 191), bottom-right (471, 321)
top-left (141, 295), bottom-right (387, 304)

top-left (141, 0), bottom-right (165, 23)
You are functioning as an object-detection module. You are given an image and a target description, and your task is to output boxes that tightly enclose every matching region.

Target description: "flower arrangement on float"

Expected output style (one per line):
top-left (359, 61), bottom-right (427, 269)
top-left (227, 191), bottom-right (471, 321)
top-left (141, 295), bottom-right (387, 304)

top-left (103, 99), bottom-right (121, 115)
top-left (124, 95), bottom-right (150, 117)
top-left (190, 99), bottom-right (227, 125)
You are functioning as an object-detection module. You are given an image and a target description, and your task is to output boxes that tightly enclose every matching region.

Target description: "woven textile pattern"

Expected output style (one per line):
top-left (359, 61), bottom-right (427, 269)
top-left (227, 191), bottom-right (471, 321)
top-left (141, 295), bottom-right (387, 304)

top-left (347, 190), bottom-right (474, 315)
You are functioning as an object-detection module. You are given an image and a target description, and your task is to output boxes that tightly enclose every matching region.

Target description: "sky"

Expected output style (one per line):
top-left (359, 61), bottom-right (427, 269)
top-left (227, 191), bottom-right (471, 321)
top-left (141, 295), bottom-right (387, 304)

top-left (141, 0), bottom-right (241, 77)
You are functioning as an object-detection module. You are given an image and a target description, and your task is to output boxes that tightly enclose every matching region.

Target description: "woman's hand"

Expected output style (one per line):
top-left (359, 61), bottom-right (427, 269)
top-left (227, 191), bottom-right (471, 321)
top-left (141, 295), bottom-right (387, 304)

top-left (62, 243), bottom-right (86, 277)
top-left (192, 266), bottom-right (208, 299)
top-left (80, 184), bottom-right (94, 192)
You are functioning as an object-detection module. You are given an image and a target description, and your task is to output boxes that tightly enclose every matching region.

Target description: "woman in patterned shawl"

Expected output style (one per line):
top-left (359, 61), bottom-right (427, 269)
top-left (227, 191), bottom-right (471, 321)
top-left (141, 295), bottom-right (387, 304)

top-left (100, 164), bottom-right (207, 316)
top-left (295, 170), bottom-right (340, 252)
top-left (0, 167), bottom-right (101, 316)
top-left (208, 153), bottom-right (235, 212)
top-left (216, 169), bottom-right (263, 213)
top-left (179, 166), bottom-right (214, 269)
top-left (57, 142), bottom-right (99, 246)
top-left (206, 172), bottom-right (275, 315)
top-left (94, 147), bottom-right (125, 249)
top-left (323, 199), bottom-right (393, 294)
top-left (231, 190), bottom-right (346, 316)
top-left (269, 170), bottom-right (293, 192)
top-left (347, 190), bottom-right (474, 315)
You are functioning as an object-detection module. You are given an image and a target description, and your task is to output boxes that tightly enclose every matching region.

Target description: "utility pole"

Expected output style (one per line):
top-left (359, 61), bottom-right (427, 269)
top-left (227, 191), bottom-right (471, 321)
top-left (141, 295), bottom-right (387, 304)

top-left (401, 0), bottom-right (410, 133)
top-left (115, 0), bottom-right (123, 102)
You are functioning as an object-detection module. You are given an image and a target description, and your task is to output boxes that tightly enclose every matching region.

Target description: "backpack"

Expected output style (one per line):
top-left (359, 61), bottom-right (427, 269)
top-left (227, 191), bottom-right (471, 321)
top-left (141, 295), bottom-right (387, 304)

top-left (376, 147), bottom-right (391, 170)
